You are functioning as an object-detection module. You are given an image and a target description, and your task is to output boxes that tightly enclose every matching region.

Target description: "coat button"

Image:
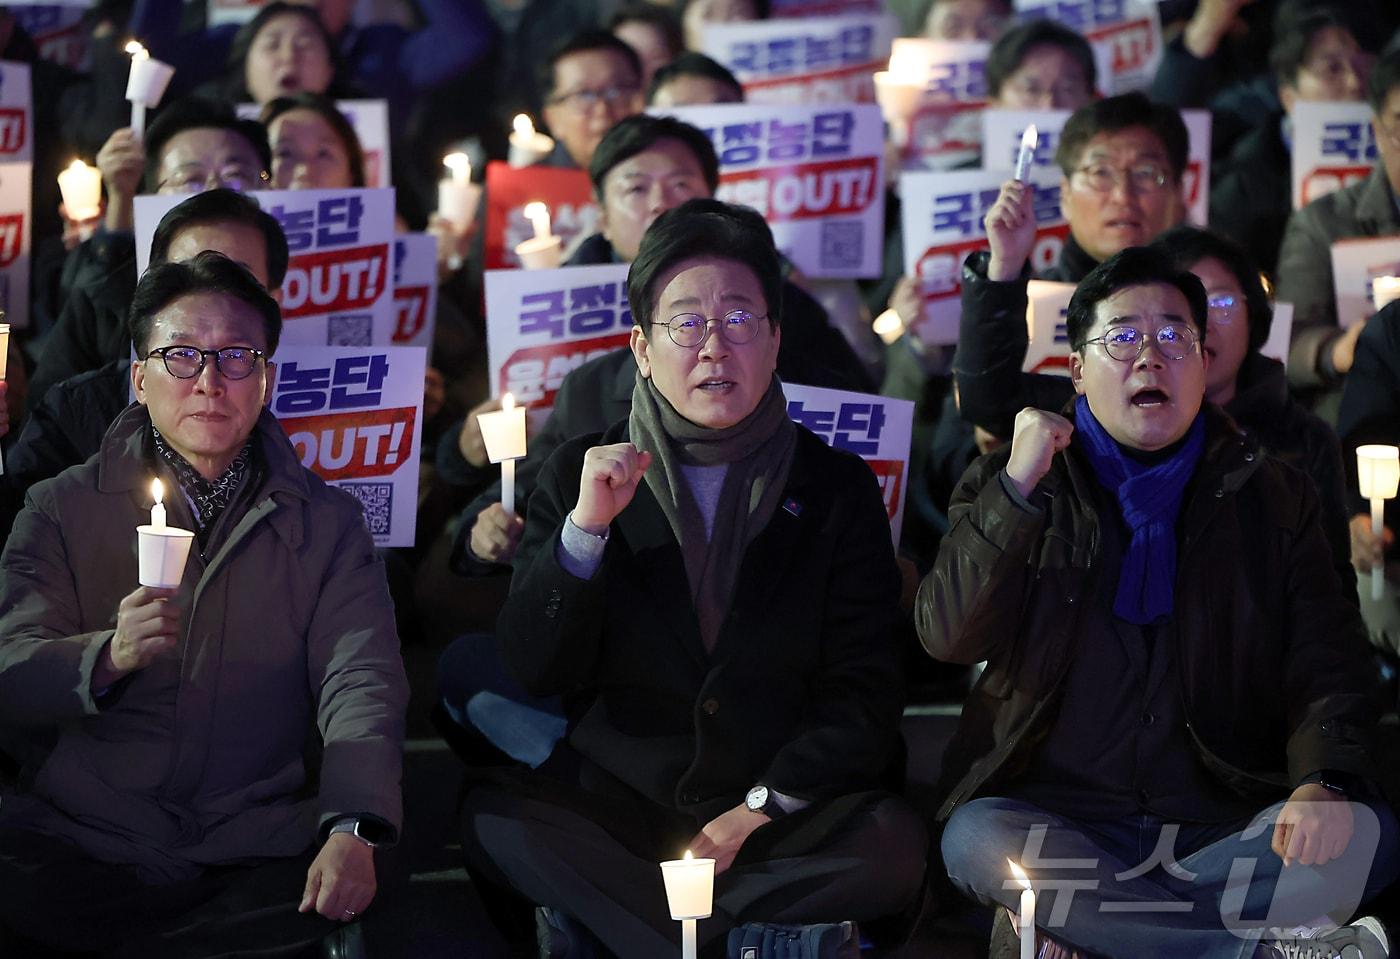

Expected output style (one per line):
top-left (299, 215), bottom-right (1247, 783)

top-left (1141, 711), bottom-right (1156, 727)
top-left (1244, 452), bottom-right (1255, 462)
top-left (1066, 595), bottom-right (1076, 605)
top-left (701, 698), bottom-right (720, 716)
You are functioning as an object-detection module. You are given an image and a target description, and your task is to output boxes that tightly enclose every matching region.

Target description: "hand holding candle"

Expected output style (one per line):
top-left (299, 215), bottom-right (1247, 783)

top-left (1008, 860), bottom-right (1035, 959)
top-left (1358, 445), bottom-right (1400, 600)
top-left (124, 41), bottom-right (175, 142)
top-left (476, 393), bottom-right (528, 516)
top-left (660, 850), bottom-right (714, 959)
top-left (508, 114), bottom-right (555, 168)
top-left (515, 201), bottom-right (563, 270)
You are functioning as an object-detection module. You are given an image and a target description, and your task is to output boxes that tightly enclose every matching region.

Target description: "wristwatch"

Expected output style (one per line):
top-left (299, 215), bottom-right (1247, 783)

top-left (329, 817), bottom-right (379, 848)
top-left (745, 784), bottom-right (786, 819)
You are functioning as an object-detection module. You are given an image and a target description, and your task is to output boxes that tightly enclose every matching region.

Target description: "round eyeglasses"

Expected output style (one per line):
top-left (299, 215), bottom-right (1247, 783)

top-left (145, 346), bottom-right (266, 380)
top-left (1082, 324), bottom-right (1199, 363)
top-left (654, 310), bottom-right (767, 349)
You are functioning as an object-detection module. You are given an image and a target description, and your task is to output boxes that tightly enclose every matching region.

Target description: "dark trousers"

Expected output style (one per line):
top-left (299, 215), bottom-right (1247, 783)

top-left (0, 826), bottom-right (344, 958)
top-left (460, 779), bottom-right (928, 959)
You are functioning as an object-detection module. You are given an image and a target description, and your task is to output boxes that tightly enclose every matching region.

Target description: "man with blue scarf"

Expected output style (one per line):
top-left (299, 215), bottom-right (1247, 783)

top-left (920, 247), bottom-right (1400, 959)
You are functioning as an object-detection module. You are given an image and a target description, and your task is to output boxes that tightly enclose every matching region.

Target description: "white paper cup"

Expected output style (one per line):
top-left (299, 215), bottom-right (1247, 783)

top-left (508, 132), bottom-right (555, 168)
top-left (515, 234), bottom-right (562, 270)
top-left (137, 525), bottom-right (194, 588)
top-left (126, 57), bottom-right (175, 108)
top-left (437, 179), bottom-right (481, 230)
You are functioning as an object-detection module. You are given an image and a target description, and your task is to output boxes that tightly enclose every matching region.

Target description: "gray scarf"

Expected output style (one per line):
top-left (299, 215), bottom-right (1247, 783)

top-left (628, 371), bottom-right (797, 653)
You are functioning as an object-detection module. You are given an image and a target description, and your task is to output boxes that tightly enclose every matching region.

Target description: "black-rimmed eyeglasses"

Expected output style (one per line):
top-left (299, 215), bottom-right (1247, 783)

top-left (144, 346), bottom-right (266, 380)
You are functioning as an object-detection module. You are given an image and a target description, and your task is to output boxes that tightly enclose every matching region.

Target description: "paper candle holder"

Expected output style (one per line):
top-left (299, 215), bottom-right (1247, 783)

top-left (872, 71), bottom-right (923, 124)
top-left (137, 525), bottom-right (195, 588)
top-left (477, 403), bottom-right (528, 463)
top-left (1374, 276), bottom-right (1400, 314)
top-left (1358, 445), bottom-right (1400, 501)
top-left (58, 160), bottom-right (102, 222)
top-left (125, 51), bottom-right (175, 108)
top-left (660, 855), bottom-right (715, 921)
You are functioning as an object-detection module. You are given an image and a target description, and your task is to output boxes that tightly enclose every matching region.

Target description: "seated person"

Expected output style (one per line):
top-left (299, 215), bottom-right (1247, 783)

top-left (1276, 49), bottom-right (1400, 412)
top-left (985, 18), bottom-right (1097, 112)
top-left (0, 251), bottom-right (407, 954)
top-left (458, 199), bottom-right (926, 956)
top-left (538, 30), bottom-right (646, 169)
top-left (921, 246), bottom-right (1399, 959)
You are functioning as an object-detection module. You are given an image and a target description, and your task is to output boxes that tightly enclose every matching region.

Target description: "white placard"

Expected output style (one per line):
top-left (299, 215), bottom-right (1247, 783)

top-left (654, 102), bottom-right (886, 278)
top-left (782, 382), bottom-right (913, 549)
top-left (1014, 0), bottom-right (1163, 95)
top-left (769, 0), bottom-right (885, 13)
top-left (0, 162), bottom-right (32, 329)
top-left (1291, 101), bottom-right (1376, 211)
top-left (208, 0), bottom-right (266, 27)
top-left (0, 63), bottom-right (33, 164)
top-left (1023, 279), bottom-right (1075, 375)
top-left (699, 14), bottom-right (897, 105)
top-left (484, 263), bottom-right (633, 422)
top-left (238, 99), bottom-right (392, 190)
top-left (1330, 237), bottom-right (1400, 329)
top-left (901, 166), bottom-right (1069, 345)
top-left (391, 233), bottom-right (438, 354)
top-left (981, 107), bottom-right (1211, 225)
top-left (269, 345), bottom-right (426, 547)
top-left (1260, 301), bottom-right (1293, 368)
top-left (136, 188), bottom-right (398, 345)
top-left (888, 38), bottom-right (990, 171)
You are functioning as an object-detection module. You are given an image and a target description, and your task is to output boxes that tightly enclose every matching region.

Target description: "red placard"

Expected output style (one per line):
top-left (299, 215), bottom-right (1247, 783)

top-left (483, 162), bottom-right (600, 270)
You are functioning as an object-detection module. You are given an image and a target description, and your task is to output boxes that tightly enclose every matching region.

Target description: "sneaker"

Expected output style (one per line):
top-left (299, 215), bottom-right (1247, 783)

top-left (1263, 917), bottom-right (1391, 959)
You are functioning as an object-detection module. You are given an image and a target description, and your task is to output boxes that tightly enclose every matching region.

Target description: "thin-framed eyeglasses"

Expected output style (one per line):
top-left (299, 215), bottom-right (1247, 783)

top-left (654, 310), bottom-right (767, 349)
top-left (145, 345), bottom-right (267, 380)
top-left (1072, 162), bottom-right (1170, 194)
top-left (546, 85), bottom-right (639, 112)
top-left (156, 166), bottom-right (271, 194)
top-left (1082, 324), bottom-right (1199, 362)
top-left (1207, 293), bottom-right (1243, 325)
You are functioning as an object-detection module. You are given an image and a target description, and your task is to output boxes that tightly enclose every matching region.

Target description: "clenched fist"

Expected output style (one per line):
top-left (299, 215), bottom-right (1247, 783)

top-left (1005, 408), bottom-right (1074, 499)
top-left (572, 443), bottom-right (652, 533)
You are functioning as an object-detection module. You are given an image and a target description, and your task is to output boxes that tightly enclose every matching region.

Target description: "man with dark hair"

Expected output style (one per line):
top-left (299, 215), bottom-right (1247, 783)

top-left (1275, 48), bottom-right (1400, 411)
top-left (458, 198), bottom-right (925, 957)
top-left (0, 250), bottom-right (407, 954)
top-left (923, 245), bottom-right (1399, 959)
top-left (1210, 3), bottom-right (1375, 287)
top-left (647, 50), bottom-right (744, 106)
top-left (538, 29), bottom-right (645, 169)
top-left (985, 19), bottom-right (1096, 110)
top-left (30, 98), bottom-right (272, 409)
top-left (6, 190), bottom-right (289, 527)
top-left (922, 0), bottom-right (1009, 41)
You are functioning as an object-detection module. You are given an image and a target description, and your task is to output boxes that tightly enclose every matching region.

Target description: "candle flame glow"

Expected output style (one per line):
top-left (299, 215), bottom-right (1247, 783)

top-left (151, 478), bottom-right (164, 505)
top-left (524, 201), bottom-right (551, 240)
top-left (125, 40), bottom-right (149, 60)
top-left (1008, 859), bottom-right (1031, 890)
top-left (502, 392), bottom-right (515, 412)
top-left (443, 152), bottom-right (471, 182)
top-left (1020, 125), bottom-right (1038, 153)
top-left (684, 850), bottom-right (693, 861)
top-left (513, 114), bottom-right (535, 139)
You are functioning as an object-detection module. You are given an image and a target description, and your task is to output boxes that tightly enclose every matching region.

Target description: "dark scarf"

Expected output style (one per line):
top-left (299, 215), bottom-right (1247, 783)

top-left (1051, 233), bottom-right (1101, 283)
top-left (151, 427), bottom-right (254, 540)
top-left (1072, 395), bottom-right (1206, 626)
top-left (628, 372), bottom-right (797, 652)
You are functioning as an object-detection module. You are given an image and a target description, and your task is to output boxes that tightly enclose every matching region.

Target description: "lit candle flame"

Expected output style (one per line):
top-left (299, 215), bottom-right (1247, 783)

top-left (443, 152), bottom-right (471, 184)
top-left (684, 850), bottom-right (693, 861)
top-left (151, 478), bottom-right (164, 505)
top-left (1008, 859), bottom-right (1031, 891)
top-left (125, 40), bottom-right (149, 60)
top-left (513, 114), bottom-right (535, 139)
top-left (524, 201), bottom-right (551, 241)
top-left (502, 391), bottom-right (515, 412)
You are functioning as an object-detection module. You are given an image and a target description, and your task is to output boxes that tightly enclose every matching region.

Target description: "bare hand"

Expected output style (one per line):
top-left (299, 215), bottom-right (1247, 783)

top-left (96, 128), bottom-right (144, 232)
top-left (890, 275), bottom-right (921, 330)
top-left (299, 832), bottom-right (377, 921)
top-left (1005, 408), bottom-right (1074, 499)
top-left (427, 211), bottom-right (476, 282)
top-left (1331, 319), bottom-right (1366, 376)
top-left (93, 586), bottom-right (180, 688)
top-left (469, 501), bottom-right (525, 565)
top-left (1183, 0), bottom-right (1255, 59)
top-left (460, 396), bottom-right (502, 469)
top-left (688, 803), bottom-right (769, 875)
top-left (573, 443), bottom-right (652, 533)
top-left (1272, 783), bottom-right (1354, 867)
top-left (985, 180), bottom-right (1036, 282)
top-left (1350, 514), bottom-right (1393, 573)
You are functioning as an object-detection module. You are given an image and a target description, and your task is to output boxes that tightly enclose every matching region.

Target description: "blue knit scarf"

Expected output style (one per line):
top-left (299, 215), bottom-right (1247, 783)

top-left (1072, 395), bottom-right (1206, 625)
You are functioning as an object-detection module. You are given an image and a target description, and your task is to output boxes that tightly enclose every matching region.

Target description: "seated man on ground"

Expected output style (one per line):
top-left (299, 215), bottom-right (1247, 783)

top-left (0, 252), bottom-right (407, 955)
top-left (920, 246), bottom-right (1399, 959)
top-left (458, 199), bottom-right (926, 957)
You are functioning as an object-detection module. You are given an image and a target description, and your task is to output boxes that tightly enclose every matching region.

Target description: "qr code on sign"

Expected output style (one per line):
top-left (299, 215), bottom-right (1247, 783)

top-left (328, 314), bottom-right (373, 345)
top-left (342, 482), bottom-right (393, 536)
top-left (819, 221), bottom-right (862, 271)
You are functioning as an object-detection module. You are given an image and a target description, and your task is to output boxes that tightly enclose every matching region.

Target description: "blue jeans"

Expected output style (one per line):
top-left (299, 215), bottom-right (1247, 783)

top-left (436, 632), bottom-right (567, 767)
top-left (941, 795), bottom-right (1400, 959)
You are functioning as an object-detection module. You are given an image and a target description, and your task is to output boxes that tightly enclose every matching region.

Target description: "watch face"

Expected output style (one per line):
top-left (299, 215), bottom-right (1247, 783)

top-left (747, 786), bottom-right (768, 810)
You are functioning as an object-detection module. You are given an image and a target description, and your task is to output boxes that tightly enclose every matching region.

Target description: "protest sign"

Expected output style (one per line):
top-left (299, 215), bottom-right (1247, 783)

top-left (238, 99), bottom-right (392, 189)
top-left (482, 161), bottom-right (598, 271)
top-left (782, 382), bottom-right (913, 549)
top-left (769, 0), bottom-right (885, 13)
top-left (208, 0), bottom-right (265, 27)
top-left (0, 162), bottom-right (31, 328)
top-left (270, 345), bottom-right (426, 547)
top-left (1291, 101), bottom-right (1376, 210)
top-left (392, 233), bottom-right (438, 352)
top-left (484, 263), bottom-right (632, 421)
top-left (700, 14), bottom-right (897, 104)
top-left (902, 166), bottom-right (1068, 344)
top-left (0, 63), bottom-right (33, 164)
top-left (1330, 236), bottom-right (1400, 329)
top-left (1023, 279), bottom-right (1075, 375)
top-left (12, 6), bottom-right (89, 71)
top-left (1014, 0), bottom-right (1163, 95)
top-left (886, 38), bottom-right (989, 170)
top-left (656, 102), bottom-right (885, 278)
top-left (982, 107), bottom-right (1211, 224)
top-left (1261, 302), bottom-right (1293, 368)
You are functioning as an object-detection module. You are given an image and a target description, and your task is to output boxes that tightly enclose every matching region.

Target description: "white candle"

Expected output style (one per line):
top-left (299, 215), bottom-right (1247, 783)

top-left (1358, 445), bottom-right (1400, 601)
top-left (872, 69), bottom-right (923, 148)
top-left (1015, 125), bottom-right (1039, 182)
top-left (150, 478), bottom-right (167, 530)
top-left (514, 202), bottom-right (563, 269)
top-left (437, 152), bottom-right (481, 229)
top-left (476, 393), bottom-right (528, 516)
top-left (524, 201), bottom-right (552, 242)
top-left (1374, 276), bottom-right (1400, 313)
top-left (124, 41), bottom-right (175, 142)
top-left (508, 114), bottom-right (555, 168)
top-left (660, 850), bottom-right (714, 959)
top-left (1009, 860), bottom-right (1035, 959)
top-left (58, 160), bottom-right (102, 222)
top-left (872, 308), bottom-right (904, 345)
